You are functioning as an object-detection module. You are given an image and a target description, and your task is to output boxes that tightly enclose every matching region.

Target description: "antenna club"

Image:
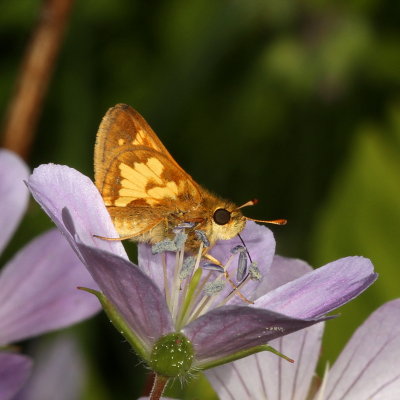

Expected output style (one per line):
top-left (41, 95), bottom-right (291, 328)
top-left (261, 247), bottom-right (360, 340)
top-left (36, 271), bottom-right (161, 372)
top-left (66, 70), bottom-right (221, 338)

top-left (244, 217), bottom-right (288, 226)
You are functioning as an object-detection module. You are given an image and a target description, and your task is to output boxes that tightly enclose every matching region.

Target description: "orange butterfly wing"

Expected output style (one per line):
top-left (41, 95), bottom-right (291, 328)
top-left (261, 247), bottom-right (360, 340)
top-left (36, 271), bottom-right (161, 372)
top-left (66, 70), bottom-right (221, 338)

top-left (94, 104), bottom-right (203, 238)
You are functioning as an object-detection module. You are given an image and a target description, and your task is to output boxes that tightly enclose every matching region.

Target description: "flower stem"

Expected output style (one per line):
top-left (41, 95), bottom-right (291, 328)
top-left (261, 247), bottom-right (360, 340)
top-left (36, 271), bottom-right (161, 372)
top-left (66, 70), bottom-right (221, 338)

top-left (2, 0), bottom-right (75, 159)
top-left (149, 374), bottom-right (169, 400)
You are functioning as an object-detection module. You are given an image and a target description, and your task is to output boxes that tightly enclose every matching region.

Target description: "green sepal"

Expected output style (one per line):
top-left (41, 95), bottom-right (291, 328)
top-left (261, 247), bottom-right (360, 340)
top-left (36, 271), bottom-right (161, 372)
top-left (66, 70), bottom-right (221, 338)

top-left (78, 287), bottom-right (150, 362)
top-left (198, 344), bottom-right (294, 371)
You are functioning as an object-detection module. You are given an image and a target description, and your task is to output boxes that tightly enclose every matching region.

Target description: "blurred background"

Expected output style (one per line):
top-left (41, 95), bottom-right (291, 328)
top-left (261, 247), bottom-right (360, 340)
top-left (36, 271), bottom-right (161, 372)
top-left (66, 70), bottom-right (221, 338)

top-left (1, 0), bottom-right (399, 398)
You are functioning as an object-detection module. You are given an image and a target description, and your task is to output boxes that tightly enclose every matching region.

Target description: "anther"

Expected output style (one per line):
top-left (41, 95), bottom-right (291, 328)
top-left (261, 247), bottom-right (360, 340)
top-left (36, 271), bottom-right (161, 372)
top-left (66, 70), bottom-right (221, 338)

top-left (195, 230), bottom-right (210, 247)
top-left (237, 251), bottom-right (248, 282)
top-left (202, 262), bottom-right (225, 273)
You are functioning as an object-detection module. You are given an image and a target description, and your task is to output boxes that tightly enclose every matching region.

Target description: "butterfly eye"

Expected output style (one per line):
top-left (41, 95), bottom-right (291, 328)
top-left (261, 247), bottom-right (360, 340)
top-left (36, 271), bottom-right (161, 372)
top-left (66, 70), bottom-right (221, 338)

top-left (213, 208), bottom-right (231, 225)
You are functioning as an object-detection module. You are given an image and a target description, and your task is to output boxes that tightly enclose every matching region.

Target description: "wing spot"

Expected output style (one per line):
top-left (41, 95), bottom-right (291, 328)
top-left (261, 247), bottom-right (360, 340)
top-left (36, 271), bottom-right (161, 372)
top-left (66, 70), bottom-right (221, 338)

top-left (116, 159), bottom-right (176, 205)
top-left (118, 138), bottom-right (125, 146)
top-left (132, 130), bottom-right (146, 146)
top-left (147, 157), bottom-right (164, 176)
top-left (166, 181), bottom-right (178, 194)
top-left (119, 163), bottom-right (150, 186)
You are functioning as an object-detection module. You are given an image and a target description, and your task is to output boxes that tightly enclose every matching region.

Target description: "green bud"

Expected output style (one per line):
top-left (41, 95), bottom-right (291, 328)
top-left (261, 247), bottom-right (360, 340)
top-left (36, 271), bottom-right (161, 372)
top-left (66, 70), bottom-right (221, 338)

top-left (150, 333), bottom-right (194, 377)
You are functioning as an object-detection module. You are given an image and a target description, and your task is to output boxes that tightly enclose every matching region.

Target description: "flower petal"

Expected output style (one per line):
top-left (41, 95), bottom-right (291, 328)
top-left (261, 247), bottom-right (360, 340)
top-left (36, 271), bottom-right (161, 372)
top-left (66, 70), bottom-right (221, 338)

top-left (206, 322), bottom-right (324, 400)
top-left (0, 352), bottom-right (32, 400)
top-left (138, 244), bottom-right (176, 295)
top-left (0, 149), bottom-right (29, 255)
top-left (27, 164), bottom-right (126, 259)
top-left (323, 299), bottom-right (400, 399)
top-left (76, 242), bottom-right (174, 351)
top-left (182, 304), bottom-right (326, 366)
top-left (0, 229), bottom-right (100, 345)
top-left (254, 256), bottom-right (377, 318)
top-left (255, 255), bottom-right (313, 297)
top-left (14, 335), bottom-right (86, 400)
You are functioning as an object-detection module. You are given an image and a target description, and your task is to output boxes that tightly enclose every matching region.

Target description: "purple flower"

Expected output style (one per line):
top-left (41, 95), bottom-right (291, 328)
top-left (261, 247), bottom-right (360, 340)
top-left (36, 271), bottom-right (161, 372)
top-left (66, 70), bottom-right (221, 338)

top-left (27, 164), bottom-right (377, 378)
top-left (14, 335), bottom-right (86, 400)
top-left (206, 260), bottom-right (400, 399)
top-left (0, 150), bottom-right (100, 400)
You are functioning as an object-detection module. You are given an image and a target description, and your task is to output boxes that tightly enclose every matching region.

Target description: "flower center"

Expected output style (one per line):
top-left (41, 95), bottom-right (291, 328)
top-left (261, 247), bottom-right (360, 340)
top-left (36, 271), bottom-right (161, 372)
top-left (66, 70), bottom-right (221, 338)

top-left (151, 229), bottom-right (262, 330)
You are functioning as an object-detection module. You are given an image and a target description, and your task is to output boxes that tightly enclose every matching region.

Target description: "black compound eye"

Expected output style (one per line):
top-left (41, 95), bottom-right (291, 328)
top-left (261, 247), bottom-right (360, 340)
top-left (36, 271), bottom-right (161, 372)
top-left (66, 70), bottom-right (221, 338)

top-left (213, 208), bottom-right (231, 225)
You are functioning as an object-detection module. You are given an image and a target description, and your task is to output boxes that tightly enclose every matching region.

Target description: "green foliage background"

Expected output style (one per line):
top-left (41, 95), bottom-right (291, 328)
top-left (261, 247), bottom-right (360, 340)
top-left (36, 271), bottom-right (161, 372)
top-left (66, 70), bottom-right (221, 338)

top-left (1, 0), bottom-right (399, 398)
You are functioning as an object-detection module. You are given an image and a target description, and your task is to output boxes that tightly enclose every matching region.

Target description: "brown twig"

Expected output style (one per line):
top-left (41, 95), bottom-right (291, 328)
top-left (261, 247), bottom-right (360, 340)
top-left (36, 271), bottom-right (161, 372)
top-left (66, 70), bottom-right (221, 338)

top-left (1, 0), bottom-right (75, 160)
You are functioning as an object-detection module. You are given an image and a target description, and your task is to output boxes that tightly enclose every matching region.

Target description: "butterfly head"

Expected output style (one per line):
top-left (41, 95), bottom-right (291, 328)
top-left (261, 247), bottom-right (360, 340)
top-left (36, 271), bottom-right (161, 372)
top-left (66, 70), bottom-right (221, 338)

top-left (210, 198), bottom-right (287, 241)
top-left (210, 205), bottom-right (246, 241)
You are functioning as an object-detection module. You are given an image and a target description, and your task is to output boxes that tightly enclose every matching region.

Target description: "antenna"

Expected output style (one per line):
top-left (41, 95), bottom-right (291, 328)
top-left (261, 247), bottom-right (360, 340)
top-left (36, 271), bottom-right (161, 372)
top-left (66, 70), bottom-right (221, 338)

top-left (236, 198), bottom-right (287, 225)
top-left (244, 217), bottom-right (287, 225)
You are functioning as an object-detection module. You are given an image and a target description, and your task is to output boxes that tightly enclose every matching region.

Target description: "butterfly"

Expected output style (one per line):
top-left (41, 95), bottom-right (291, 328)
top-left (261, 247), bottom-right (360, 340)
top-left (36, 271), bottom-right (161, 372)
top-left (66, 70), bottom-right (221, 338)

top-left (94, 104), bottom-right (285, 254)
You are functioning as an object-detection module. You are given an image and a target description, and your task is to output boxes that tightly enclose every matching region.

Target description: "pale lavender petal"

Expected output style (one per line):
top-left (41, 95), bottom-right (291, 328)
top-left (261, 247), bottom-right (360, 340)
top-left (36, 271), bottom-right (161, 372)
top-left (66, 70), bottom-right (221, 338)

top-left (77, 242), bottom-right (173, 350)
top-left (0, 149), bottom-right (29, 255)
top-left (209, 222), bottom-right (276, 306)
top-left (0, 353), bottom-right (32, 400)
top-left (254, 256), bottom-right (377, 318)
top-left (324, 299), bottom-right (400, 400)
top-left (27, 164), bottom-right (126, 259)
top-left (138, 244), bottom-right (176, 295)
top-left (0, 229), bottom-right (100, 345)
top-left (15, 335), bottom-right (86, 400)
top-left (255, 255), bottom-right (313, 297)
top-left (182, 305), bottom-right (327, 365)
top-left (206, 323), bottom-right (324, 400)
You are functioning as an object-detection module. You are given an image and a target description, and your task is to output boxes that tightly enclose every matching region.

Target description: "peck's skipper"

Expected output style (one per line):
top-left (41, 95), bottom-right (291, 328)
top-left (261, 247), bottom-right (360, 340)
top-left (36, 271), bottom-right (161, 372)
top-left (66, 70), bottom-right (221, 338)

top-left (94, 104), bottom-right (285, 253)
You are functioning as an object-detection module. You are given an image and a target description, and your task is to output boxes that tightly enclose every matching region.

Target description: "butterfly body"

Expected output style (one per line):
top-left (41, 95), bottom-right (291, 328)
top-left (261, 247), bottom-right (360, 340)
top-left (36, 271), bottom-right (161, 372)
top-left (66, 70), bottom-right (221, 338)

top-left (94, 104), bottom-right (246, 253)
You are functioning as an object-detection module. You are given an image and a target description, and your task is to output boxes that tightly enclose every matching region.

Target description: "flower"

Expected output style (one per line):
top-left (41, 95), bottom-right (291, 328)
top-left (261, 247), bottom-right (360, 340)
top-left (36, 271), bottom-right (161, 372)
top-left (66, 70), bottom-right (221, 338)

top-left (14, 334), bottom-right (86, 400)
top-left (0, 150), bottom-right (100, 400)
top-left (27, 163), bottom-right (377, 379)
top-left (206, 264), bottom-right (400, 400)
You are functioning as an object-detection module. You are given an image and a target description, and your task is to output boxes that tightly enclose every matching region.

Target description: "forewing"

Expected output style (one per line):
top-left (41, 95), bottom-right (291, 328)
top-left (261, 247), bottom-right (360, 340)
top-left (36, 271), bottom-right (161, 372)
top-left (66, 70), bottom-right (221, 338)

top-left (94, 104), bottom-right (202, 208)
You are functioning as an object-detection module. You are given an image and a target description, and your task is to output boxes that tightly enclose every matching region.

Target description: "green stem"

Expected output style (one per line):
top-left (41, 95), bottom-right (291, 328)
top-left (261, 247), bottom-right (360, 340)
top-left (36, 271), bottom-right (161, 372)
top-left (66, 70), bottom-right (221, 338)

top-left (149, 374), bottom-right (169, 400)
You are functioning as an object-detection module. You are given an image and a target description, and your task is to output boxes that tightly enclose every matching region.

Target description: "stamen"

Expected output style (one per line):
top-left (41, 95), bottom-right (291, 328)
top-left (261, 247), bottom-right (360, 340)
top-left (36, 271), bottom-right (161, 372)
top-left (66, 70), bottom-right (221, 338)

top-left (194, 230), bottom-right (210, 247)
top-left (162, 254), bottom-right (170, 308)
top-left (230, 245), bottom-right (246, 254)
top-left (249, 262), bottom-right (262, 281)
top-left (172, 222), bottom-right (196, 233)
top-left (179, 256), bottom-right (196, 279)
top-left (189, 295), bottom-right (213, 322)
top-left (202, 262), bottom-right (225, 273)
top-left (152, 239), bottom-right (176, 254)
top-left (174, 231), bottom-right (188, 250)
top-left (170, 230), bottom-right (189, 319)
top-left (175, 242), bottom-right (204, 329)
top-left (170, 250), bottom-right (182, 319)
top-left (203, 280), bottom-right (225, 295)
top-left (218, 274), bottom-right (251, 307)
top-left (236, 252), bottom-right (248, 282)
